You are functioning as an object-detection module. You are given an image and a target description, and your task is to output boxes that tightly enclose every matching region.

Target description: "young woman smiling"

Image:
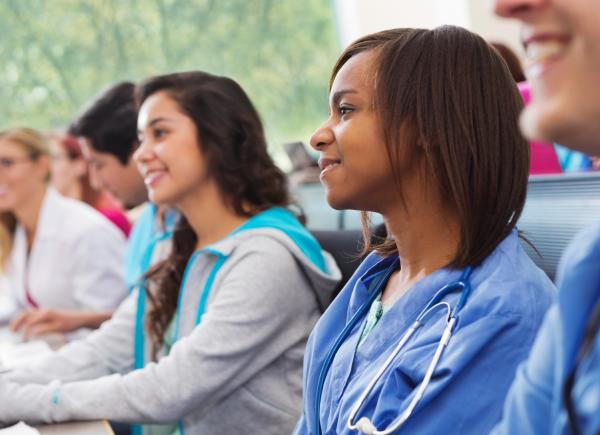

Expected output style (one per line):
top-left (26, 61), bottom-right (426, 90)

top-left (294, 26), bottom-right (556, 435)
top-left (0, 73), bottom-right (340, 435)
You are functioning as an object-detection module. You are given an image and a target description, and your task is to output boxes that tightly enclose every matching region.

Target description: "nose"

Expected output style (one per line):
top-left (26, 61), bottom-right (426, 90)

top-left (493, 0), bottom-right (547, 19)
top-left (132, 140), bottom-right (154, 168)
top-left (309, 122), bottom-right (334, 152)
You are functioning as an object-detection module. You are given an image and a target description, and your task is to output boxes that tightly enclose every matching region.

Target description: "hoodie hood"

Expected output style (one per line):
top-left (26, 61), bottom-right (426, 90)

top-left (205, 207), bottom-right (341, 311)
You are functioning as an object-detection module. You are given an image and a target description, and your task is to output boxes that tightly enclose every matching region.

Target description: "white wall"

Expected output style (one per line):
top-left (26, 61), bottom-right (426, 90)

top-left (333, 0), bottom-right (523, 59)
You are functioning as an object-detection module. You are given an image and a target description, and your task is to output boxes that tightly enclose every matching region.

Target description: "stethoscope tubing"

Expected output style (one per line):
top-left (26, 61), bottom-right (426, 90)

top-left (313, 264), bottom-right (473, 435)
top-left (313, 261), bottom-right (398, 435)
top-left (348, 313), bottom-right (457, 435)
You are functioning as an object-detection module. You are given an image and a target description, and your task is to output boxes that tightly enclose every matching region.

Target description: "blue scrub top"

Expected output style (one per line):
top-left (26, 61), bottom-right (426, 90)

top-left (294, 230), bottom-right (555, 435)
top-left (493, 223), bottom-right (600, 435)
top-left (123, 203), bottom-right (178, 290)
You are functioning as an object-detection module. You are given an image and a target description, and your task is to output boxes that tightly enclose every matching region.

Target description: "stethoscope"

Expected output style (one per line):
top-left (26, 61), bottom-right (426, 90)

top-left (314, 260), bottom-right (474, 435)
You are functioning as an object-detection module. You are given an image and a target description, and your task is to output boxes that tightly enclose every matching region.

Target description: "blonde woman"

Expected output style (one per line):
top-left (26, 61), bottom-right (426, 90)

top-left (0, 127), bottom-right (127, 338)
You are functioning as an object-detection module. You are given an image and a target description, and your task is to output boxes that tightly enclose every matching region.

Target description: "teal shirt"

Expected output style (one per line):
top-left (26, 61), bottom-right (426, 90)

top-left (358, 292), bottom-right (385, 347)
top-left (124, 204), bottom-right (178, 290)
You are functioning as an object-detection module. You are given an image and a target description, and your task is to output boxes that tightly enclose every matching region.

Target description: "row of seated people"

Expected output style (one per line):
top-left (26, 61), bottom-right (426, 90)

top-left (0, 17), bottom-right (598, 435)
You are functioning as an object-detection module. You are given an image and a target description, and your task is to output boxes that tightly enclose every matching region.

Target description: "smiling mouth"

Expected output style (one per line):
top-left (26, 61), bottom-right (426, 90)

top-left (144, 170), bottom-right (166, 187)
top-left (322, 162), bottom-right (340, 171)
top-left (523, 35), bottom-right (570, 77)
top-left (317, 158), bottom-right (341, 181)
top-left (318, 158), bottom-right (341, 171)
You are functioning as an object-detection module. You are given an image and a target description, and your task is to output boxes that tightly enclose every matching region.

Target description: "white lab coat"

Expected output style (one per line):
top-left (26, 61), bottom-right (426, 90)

top-left (0, 188), bottom-right (127, 324)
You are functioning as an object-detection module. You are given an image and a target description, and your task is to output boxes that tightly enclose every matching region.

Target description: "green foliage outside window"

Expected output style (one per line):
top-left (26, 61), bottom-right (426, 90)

top-left (0, 0), bottom-right (339, 164)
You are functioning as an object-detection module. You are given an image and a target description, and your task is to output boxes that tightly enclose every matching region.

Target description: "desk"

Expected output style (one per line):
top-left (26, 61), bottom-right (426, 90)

top-left (1, 327), bottom-right (109, 434)
top-left (0, 327), bottom-right (64, 350)
top-left (37, 421), bottom-right (113, 435)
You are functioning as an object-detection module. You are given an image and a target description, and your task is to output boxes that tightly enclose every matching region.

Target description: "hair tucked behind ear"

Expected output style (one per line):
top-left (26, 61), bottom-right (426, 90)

top-left (137, 71), bottom-right (296, 358)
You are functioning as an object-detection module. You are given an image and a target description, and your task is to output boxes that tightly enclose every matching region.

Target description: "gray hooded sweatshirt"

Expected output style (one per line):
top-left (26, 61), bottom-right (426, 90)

top-left (1, 214), bottom-right (341, 435)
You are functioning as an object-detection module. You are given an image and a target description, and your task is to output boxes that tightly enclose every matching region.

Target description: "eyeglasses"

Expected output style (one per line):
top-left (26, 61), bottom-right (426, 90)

top-left (0, 156), bottom-right (34, 171)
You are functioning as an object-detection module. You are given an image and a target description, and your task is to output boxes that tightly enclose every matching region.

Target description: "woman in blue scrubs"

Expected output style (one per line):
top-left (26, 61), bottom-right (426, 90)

top-left (294, 26), bottom-right (556, 434)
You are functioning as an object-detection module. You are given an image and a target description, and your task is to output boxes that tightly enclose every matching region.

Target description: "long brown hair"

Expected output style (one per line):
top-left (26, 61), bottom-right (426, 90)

top-left (136, 71), bottom-right (293, 357)
top-left (0, 127), bottom-right (49, 268)
top-left (332, 26), bottom-right (529, 268)
top-left (489, 42), bottom-right (526, 83)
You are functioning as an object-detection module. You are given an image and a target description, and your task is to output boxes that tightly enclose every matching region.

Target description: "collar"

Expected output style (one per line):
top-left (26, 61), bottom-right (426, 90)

top-left (23, 187), bottom-right (63, 240)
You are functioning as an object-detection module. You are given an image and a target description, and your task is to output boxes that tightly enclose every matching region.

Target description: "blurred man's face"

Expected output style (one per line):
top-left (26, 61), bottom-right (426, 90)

top-left (80, 139), bottom-right (148, 209)
top-left (494, 0), bottom-right (600, 154)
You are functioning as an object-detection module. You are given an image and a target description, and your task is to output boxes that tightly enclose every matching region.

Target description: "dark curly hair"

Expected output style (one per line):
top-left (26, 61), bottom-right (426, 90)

top-left (137, 71), bottom-right (293, 358)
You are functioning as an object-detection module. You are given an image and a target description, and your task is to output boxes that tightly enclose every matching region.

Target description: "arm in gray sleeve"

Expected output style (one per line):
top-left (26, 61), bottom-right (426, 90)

top-left (0, 240), bottom-right (318, 424)
top-left (5, 292), bottom-right (138, 386)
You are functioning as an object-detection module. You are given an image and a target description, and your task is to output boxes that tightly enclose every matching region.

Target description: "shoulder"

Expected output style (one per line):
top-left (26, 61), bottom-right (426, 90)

top-left (131, 203), bottom-right (156, 227)
top-left (196, 234), bottom-right (312, 309)
top-left (555, 222), bottom-right (600, 309)
top-left (224, 233), bottom-right (298, 268)
top-left (127, 204), bottom-right (158, 250)
top-left (128, 204), bottom-right (155, 237)
top-left (354, 251), bottom-right (387, 276)
top-left (214, 231), bottom-right (322, 286)
top-left (469, 232), bottom-right (556, 319)
top-left (557, 222), bottom-right (600, 288)
top-left (53, 195), bottom-right (126, 244)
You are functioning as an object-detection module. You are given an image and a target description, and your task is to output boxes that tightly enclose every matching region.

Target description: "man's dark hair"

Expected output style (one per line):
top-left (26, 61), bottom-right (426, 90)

top-left (68, 81), bottom-right (138, 165)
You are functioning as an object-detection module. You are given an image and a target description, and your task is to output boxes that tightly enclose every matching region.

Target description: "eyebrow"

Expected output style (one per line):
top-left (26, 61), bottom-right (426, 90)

top-left (137, 117), bottom-right (172, 135)
top-left (331, 89), bottom-right (359, 107)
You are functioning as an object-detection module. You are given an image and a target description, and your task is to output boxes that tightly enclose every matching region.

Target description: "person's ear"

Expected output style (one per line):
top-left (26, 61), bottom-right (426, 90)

top-left (35, 155), bottom-right (51, 182)
top-left (74, 157), bottom-right (88, 178)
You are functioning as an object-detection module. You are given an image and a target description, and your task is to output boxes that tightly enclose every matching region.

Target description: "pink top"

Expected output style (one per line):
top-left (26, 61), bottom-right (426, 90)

top-left (518, 82), bottom-right (562, 175)
top-left (93, 192), bottom-right (131, 237)
top-left (99, 208), bottom-right (132, 237)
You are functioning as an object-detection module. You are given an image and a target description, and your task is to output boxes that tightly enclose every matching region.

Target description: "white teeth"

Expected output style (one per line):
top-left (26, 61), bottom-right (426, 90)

top-left (144, 171), bottom-right (164, 186)
top-left (525, 41), bottom-right (566, 63)
top-left (326, 163), bottom-right (340, 170)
